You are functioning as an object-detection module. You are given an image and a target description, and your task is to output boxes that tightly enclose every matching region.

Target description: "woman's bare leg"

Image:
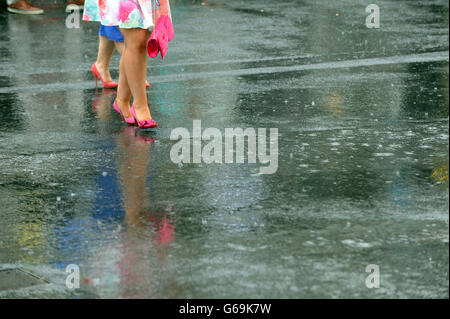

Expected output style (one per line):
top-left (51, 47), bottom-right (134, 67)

top-left (119, 28), bottom-right (152, 121)
top-left (111, 40), bottom-right (132, 117)
top-left (95, 35), bottom-right (115, 82)
top-left (116, 45), bottom-right (133, 119)
top-left (114, 41), bottom-right (125, 56)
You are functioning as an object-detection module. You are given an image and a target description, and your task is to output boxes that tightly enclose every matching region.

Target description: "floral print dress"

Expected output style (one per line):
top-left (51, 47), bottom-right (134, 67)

top-left (83, 0), bottom-right (170, 30)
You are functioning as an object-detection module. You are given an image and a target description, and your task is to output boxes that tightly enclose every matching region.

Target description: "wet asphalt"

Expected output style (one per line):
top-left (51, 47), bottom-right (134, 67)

top-left (0, 0), bottom-right (448, 298)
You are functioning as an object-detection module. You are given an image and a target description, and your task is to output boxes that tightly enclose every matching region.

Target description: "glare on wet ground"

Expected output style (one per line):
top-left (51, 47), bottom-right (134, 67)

top-left (0, 0), bottom-right (448, 298)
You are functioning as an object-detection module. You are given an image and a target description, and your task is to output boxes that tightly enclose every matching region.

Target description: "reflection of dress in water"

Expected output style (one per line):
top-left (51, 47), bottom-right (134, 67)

top-left (84, 163), bottom-right (126, 294)
top-left (49, 161), bottom-right (124, 273)
top-left (94, 166), bottom-right (124, 222)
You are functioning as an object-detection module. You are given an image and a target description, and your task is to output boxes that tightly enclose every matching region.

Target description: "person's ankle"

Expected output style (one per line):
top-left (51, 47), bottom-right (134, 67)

top-left (133, 103), bottom-right (152, 119)
top-left (95, 61), bottom-right (114, 82)
top-left (116, 97), bottom-right (131, 107)
top-left (95, 61), bottom-right (108, 72)
top-left (132, 102), bottom-right (149, 110)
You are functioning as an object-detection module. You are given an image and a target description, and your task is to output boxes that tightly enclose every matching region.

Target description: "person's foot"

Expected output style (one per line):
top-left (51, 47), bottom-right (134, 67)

top-left (133, 103), bottom-right (153, 122)
top-left (94, 62), bottom-right (114, 83)
top-left (7, 0), bottom-right (44, 15)
top-left (131, 104), bottom-right (157, 129)
top-left (66, 0), bottom-right (85, 9)
top-left (116, 98), bottom-right (133, 120)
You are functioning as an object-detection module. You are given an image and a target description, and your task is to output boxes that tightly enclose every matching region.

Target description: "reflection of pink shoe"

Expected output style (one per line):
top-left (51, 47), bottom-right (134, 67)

top-left (123, 126), bottom-right (155, 144)
top-left (92, 89), bottom-right (115, 113)
top-left (138, 135), bottom-right (155, 143)
top-left (147, 15), bottom-right (174, 60)
top-left (113, 100), bottom-right (135, 125)
top-left (149, 214), bottom-right (175, 244)
top-left (156, 220), bottom-right (175, 243)
top-left (146, 81), bottom-right (151, 88)
top-left (130, 105), bottom-right (158, 129)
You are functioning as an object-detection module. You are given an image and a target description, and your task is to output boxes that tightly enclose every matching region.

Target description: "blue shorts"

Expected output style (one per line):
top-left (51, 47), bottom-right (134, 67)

top-left (98, 25), bottom-right (124, 42)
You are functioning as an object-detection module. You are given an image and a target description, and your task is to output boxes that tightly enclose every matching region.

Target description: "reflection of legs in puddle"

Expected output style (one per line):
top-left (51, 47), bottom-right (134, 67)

top-left (116, 127), bottom-right (153, 222)
top-left (92, 89), bottom-right (116, 119)
top-left (116, 128), bottom-right (151, 297)
top-left (114, 129), bottom-right (176, 297)
top-left (117, 129), bottom-right (173, 240)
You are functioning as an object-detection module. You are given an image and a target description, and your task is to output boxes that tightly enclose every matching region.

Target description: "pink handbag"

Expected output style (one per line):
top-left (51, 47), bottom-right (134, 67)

top-left (146, 0), bottom-right (174, 60)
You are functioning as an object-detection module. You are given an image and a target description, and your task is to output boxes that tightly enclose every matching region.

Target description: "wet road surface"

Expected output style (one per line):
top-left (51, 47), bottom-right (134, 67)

top-left (0, 0), bottom-right (448, 298)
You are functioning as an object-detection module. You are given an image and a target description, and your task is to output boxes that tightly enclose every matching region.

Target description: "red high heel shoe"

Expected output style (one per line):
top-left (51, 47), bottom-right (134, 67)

top-left (130, 105), bottom-right (158, 129)
top-left (91, 63), bottom-right (118, 89)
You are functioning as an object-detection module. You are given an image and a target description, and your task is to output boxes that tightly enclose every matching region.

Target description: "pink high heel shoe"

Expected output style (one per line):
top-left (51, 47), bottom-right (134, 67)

top-left (113, 100), bottom-right (135, 125)
top-left (130, 105), bottom-right (158, 129)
